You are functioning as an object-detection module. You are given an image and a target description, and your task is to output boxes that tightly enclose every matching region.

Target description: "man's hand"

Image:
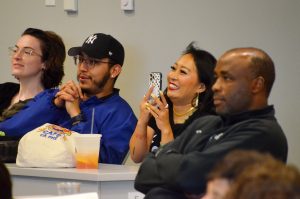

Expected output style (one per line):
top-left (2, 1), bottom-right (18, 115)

top-left (54, 81), bottom-right (83, 117)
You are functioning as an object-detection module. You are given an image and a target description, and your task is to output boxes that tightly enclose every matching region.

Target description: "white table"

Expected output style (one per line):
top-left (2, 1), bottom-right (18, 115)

top-left (6, 164), bottom-right (140, 199)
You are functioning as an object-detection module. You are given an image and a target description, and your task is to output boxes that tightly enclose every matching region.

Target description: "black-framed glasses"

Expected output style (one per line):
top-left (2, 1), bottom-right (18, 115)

top-left (8, 46), bottom-right (42, 58)
top-left (73, 55), bottom-right (114, 69)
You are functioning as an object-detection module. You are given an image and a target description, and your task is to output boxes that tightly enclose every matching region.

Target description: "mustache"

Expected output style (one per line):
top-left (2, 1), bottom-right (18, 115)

top-left (213, 94), bottom-right (225, 100)
top-left (77, 73), bottom-right (89, 79)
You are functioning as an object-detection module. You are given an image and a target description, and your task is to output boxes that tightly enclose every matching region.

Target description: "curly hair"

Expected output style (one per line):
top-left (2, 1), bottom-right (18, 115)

top-left (207, 150), bottom-right (275, 182)
top-left (225, 155), bottom-right (300, 199)
top-left (22, 28), bottom-right (65, 88)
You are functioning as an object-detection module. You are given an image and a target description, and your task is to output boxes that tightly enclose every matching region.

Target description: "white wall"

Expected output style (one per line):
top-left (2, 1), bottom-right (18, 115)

top-left (0, 0), bottom-right (299, 166)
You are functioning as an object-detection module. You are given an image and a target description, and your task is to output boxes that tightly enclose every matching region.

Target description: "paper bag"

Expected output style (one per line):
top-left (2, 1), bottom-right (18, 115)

top-left (16, 123), bottom-right (78, 168)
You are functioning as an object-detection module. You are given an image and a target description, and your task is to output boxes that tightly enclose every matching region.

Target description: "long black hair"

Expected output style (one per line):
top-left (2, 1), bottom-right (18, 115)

top-left (165, 42), bottom-right (216, 114)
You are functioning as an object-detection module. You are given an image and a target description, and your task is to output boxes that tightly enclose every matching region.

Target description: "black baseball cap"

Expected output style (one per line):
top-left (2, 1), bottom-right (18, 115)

top-left (68, 33), bottom-right (125, 66)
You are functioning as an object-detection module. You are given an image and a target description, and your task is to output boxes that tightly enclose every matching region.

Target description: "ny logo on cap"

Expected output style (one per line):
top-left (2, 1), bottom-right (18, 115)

top-left (85, 35), bottom-right (97, 44)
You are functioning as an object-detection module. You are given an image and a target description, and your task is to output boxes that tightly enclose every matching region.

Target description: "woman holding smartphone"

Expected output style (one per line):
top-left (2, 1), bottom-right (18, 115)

top-left (130, 42), bottom-right (216, 163)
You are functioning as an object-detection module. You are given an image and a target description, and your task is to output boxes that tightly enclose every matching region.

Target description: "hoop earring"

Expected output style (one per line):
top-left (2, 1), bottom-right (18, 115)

top-left (192, 93), bottom-right (199, 108)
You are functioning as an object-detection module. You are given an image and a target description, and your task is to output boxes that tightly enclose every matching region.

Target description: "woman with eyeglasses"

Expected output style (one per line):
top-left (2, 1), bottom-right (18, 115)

top-left (0, 28), bottom-right (67, 161)
top-left (0, 28), bottom-right (65, 120)
top-left (129, 42), bottom-right (216, 163)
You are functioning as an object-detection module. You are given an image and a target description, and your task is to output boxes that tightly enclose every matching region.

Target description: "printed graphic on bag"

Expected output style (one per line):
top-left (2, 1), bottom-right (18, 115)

top-left (39, 124), bottom-right (73, 141)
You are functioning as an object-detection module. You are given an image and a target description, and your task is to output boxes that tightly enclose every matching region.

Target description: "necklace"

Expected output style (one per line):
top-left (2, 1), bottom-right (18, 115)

top-left (173, 107), bottom-right (196, 117)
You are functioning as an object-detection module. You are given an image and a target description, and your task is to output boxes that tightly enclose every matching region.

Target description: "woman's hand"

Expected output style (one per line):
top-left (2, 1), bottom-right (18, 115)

top-left (138, 86), bottom-right (155, 125)
top-left (147, 91), bottom-right (170, 132)
top-left (147, 91), bottom-right (174, 144)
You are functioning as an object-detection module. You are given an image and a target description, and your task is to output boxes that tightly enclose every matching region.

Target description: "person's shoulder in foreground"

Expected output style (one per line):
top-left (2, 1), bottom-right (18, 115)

top-left (134, 47), bottom-right (288, 198)
top-left (0, 159), bottom-right (13, 199)
top-left (202, 149), bottom-right (282, 199)
top-left (55, 32), bottom-right (137, 164)
top-left (225, 153), bottom-right (300, 199)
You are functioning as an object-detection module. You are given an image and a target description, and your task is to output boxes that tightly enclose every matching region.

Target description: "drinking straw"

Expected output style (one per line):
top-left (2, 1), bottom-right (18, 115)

top-left (91, 108), bottom-right (95, 134)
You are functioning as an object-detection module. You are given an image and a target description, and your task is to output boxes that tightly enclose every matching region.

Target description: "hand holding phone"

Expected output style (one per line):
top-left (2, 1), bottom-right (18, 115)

top-left (148, 72), bottom-right (162, 104)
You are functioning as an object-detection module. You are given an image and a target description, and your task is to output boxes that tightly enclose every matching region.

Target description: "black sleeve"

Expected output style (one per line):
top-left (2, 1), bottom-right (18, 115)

top-left (0, 82), bottom-right (19, 113)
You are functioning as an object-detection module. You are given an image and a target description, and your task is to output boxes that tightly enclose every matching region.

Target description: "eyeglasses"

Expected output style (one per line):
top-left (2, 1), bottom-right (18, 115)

top-left (8, 46), bottom-right (42, 58)
top-left (73, 55), bottom-right (114, 69)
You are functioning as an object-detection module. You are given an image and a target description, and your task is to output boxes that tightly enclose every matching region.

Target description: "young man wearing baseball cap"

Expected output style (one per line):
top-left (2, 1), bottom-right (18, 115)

top-left (54, 33), bottom-right (137, 164)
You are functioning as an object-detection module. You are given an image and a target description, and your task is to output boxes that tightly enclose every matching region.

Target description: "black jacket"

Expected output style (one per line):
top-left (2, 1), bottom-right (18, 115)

top-left (135, 106), bottom-right (288, 195)
top-left (0, 82), bottom-right (19, 114)
top-left (0, 82), bottom-right (20, 162)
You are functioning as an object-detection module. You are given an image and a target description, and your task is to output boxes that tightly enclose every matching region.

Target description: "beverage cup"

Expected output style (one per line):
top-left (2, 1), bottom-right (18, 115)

top-left (57, 182), bottom-right (81, 195)
top-left (74, 134), bottom-right (102, 169)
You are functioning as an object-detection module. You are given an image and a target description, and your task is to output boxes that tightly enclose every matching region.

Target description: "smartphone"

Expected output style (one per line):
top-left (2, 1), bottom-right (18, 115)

top-left (148, 72), bottom-right (162, 104)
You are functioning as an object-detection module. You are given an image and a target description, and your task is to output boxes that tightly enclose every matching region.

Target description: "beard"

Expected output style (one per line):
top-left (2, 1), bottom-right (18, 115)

top-left (80, 71), bottom-right (111, 96)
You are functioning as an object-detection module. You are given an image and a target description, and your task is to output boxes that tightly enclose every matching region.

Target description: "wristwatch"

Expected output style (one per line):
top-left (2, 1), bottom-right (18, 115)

top-left (71, 113), bottom-right (85, 125)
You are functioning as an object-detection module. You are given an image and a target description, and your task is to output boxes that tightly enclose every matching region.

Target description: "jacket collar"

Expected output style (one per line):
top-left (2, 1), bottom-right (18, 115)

top-left (221, 105), bottom-right (275, 126)
top-left (84, 88), bottom-right (120, 105)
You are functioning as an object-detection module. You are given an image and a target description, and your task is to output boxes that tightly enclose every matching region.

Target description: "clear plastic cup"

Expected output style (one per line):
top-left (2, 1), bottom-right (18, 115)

top-left (57, 182), bottom-right (81, 195)
top-left (74, 134), bottom-right (101, 169)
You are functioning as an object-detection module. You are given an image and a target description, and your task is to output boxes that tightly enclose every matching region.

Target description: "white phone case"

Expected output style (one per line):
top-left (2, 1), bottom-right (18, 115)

top-left (149, 72), bottom-right (162, 98)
